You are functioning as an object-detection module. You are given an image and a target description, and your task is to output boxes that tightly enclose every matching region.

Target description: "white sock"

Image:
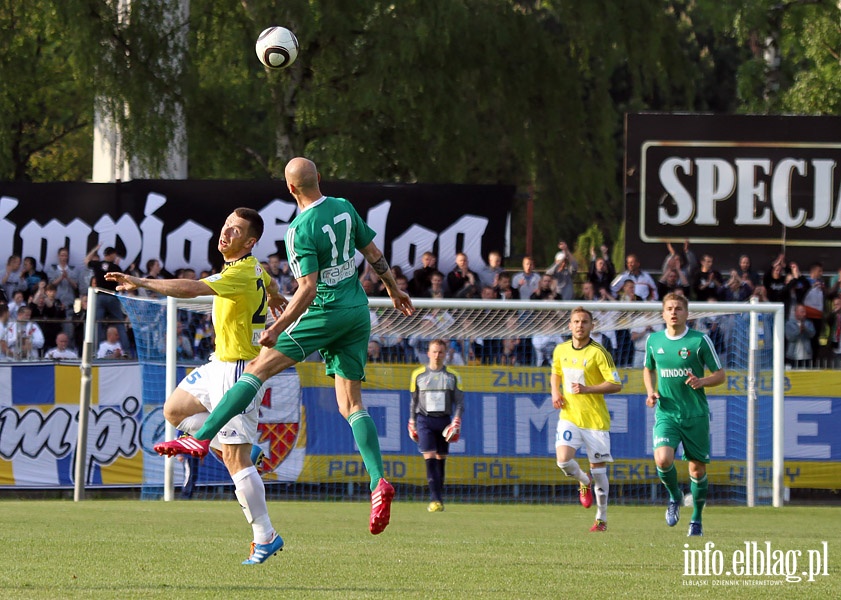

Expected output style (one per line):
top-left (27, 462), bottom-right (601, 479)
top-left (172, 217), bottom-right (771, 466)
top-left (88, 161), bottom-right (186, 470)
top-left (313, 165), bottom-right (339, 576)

top-left (557, 459), bottom-right (590, 486)
top-left (592, 467), bottom-right (609, 521)
top-left (232, 466), bottom-right (274, 543)
top-left (176, 412), bottom-right (209, 435)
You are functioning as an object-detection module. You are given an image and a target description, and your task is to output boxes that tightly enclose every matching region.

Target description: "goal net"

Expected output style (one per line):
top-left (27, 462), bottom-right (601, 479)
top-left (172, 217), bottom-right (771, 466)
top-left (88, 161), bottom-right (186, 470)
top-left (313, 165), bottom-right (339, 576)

top-left (78, 291), bottom-right (787, 507)
top-left (362, 298), bottom-right (785, 508)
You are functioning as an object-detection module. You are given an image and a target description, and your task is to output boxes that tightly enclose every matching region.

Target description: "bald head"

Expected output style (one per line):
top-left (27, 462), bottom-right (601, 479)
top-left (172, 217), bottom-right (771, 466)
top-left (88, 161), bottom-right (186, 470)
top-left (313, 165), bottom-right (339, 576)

top-left (285, 157), bottom-right (320, 194)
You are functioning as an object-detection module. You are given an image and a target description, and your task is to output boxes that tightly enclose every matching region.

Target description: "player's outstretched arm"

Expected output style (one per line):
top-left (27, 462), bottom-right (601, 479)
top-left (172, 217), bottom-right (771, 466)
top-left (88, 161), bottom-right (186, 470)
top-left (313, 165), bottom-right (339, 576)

top-left (104, 272), bottom-right (213, 298)
top-left (359, 241), bottom-right (414, 316)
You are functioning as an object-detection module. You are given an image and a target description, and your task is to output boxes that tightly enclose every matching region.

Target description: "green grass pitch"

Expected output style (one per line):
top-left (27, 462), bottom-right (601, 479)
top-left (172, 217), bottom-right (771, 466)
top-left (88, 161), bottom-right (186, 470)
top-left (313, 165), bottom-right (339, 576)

top-left (0, 500), bottom-right (838, 599)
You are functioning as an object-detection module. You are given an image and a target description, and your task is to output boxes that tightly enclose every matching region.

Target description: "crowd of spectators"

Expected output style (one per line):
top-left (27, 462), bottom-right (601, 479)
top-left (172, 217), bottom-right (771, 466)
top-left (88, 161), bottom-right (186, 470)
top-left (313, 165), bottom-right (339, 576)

top-left (361, 241), bottom-right (841, 370)
top-left (3, 241), bottom-right (841, 370)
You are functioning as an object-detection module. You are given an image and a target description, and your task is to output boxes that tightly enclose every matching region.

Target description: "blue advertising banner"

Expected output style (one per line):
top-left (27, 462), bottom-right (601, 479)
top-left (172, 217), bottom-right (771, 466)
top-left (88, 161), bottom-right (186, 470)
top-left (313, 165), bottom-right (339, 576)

top-left (0, 363), bottom-right (839, 489)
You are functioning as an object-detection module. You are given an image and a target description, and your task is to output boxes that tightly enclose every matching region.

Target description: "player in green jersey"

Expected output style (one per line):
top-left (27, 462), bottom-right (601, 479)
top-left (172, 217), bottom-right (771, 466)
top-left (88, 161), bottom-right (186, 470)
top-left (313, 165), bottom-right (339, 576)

top-left (154, 157), bottom-right (414, 536)
top-left (643, 292), bottom-right (725, 537)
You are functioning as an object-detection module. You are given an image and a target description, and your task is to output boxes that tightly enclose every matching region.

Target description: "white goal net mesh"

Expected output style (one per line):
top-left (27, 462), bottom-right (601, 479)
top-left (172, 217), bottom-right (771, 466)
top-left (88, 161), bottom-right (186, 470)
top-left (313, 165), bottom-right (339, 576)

top-left (97, 292), bottom-right (789, 507)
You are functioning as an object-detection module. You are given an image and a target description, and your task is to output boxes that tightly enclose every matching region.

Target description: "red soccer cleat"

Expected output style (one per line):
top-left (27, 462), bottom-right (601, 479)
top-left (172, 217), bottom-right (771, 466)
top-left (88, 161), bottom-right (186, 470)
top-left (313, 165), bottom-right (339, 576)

top-left (369, 479), bottom-right (395, 535)
top-left (579, 474), bottom-right (594, 509)
top-left (589, 519), bottom-right (607, 532)
top-left (153, 435), bottom-right (210, 459)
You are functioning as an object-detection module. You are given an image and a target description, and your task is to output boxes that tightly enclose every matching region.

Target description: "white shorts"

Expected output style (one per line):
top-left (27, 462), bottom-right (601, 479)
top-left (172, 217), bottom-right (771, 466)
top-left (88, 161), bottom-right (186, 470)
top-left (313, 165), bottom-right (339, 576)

top-left (555, 419), bottom-right (613, 463)
top-left (177, 356), bottom-right (265, 446)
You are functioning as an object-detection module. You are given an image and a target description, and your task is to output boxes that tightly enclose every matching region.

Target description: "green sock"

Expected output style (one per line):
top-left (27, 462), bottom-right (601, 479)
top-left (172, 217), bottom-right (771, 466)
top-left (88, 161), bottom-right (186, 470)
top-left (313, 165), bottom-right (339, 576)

top-left (690, 474), bottom-right (708, 522)
top-left (657, 464), bottom-right (682, 502)
top-left (348, 410), bottom-right (384, 492)
top-left (194, 373), bottom-right (263, 440)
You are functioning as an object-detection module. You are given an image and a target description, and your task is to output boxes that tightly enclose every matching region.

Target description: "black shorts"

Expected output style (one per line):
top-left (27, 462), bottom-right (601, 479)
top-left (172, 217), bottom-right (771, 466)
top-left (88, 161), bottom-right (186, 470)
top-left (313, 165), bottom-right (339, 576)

top-left (416, 413), bottom-right (452, 455)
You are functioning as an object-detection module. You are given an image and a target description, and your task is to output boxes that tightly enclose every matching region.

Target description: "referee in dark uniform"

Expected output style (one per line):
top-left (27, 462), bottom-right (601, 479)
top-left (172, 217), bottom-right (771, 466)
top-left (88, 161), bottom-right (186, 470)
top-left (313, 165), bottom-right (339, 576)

top-left (407, 338), bottom-right (465, 512)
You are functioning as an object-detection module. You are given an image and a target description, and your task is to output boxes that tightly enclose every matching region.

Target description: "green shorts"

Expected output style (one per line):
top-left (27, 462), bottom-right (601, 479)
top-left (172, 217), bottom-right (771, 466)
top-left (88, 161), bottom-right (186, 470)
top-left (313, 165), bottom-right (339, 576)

top-left (274, 304), bottom-right (371, 381)
top-left (652, 414), bottom-right (711, 464)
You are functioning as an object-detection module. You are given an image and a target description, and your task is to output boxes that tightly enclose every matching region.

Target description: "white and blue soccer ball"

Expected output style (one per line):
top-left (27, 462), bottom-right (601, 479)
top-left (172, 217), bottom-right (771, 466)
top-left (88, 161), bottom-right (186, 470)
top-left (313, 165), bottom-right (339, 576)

top-left (256, 26), bottom-right (299, 70)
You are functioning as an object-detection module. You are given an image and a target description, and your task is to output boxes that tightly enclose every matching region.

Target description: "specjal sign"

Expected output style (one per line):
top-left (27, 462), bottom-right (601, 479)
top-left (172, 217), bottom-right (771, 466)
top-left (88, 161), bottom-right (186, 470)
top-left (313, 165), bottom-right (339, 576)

top-left (624, 113), bottom-right (841, 270)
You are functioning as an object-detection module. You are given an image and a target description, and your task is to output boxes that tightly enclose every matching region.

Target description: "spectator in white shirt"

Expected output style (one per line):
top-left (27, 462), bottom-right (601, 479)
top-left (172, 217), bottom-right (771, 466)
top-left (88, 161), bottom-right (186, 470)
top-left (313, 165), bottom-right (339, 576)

top-left (0, 254), bottom-right (24, 303)
top-left (96, 325), bottom-right (125, 359)
top-left (7, 290), bottom-right (26, 322)
top-left (610, 254), bottom-right (659, 301)
top-left (44, 332), bottom-right (80, 360)
top-left (5, 305), bottom-right (45, 359)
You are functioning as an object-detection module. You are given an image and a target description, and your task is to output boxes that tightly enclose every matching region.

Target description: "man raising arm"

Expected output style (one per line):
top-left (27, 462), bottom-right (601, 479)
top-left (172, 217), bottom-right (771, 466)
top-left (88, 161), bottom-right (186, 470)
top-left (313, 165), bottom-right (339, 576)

top-left (107, 208), bottom-right (287, 564)
top-left (154, 157), bottom-right (414, 536)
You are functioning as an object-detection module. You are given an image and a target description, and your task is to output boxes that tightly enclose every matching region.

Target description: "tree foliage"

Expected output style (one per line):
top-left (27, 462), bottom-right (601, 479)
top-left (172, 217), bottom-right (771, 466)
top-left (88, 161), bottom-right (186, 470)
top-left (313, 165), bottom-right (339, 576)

top-left (0, 1), bottom-right (94, 181)
top-left (3, 1), bottom-right (841, 264)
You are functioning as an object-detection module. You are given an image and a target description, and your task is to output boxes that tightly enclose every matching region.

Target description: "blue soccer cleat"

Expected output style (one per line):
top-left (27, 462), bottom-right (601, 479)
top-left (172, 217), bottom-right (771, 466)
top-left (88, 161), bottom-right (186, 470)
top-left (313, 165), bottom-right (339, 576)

top-left (687, 521), bottom-right (704, 537)
top-left (250, 444), bottom-right (272, 475)
top-left (250, 444), bottom-right (264, 465)
top-left (665, 493), bottom-right (683, 527)
top-left (242, 533), bottom-right (284, 565)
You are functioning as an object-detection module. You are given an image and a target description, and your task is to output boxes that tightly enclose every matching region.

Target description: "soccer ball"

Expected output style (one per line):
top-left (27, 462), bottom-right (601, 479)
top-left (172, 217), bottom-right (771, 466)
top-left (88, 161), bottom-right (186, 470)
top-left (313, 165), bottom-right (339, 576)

top-left (255, 26), bottom-right (299, 70)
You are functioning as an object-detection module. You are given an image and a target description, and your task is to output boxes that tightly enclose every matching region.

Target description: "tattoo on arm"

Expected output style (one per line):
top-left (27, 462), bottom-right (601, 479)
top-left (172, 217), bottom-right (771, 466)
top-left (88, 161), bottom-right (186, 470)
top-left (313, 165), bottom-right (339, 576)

top-left (370, 254), bottom-right (400, 293)
top-left (370, 256), bottom-right (390, 276)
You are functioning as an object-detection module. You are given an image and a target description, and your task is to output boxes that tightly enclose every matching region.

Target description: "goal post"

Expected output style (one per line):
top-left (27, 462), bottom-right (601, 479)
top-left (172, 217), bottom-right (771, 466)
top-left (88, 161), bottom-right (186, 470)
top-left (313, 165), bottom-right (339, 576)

top-left (76, 289), bottom-right (216, 502)
top-left (77, 290), bottom-right (786, 506)
top-left (365, 297), bottom-right (786, 508)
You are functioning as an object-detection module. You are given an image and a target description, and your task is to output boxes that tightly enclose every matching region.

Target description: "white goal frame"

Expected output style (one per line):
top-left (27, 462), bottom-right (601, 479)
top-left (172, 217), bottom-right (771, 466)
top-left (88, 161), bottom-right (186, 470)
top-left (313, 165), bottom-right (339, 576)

top-left (76, 291), bottom-right (785, 507)
top-left (367, 297), bottom-right (786, 507)
top-left (76, 289), bottom-right (213, 502)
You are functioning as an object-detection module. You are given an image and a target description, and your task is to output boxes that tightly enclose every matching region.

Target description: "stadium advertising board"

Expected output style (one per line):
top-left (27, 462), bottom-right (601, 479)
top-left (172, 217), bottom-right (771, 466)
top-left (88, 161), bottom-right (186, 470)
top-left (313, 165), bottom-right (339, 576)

top-left (0, 363), bottom-right (838, 490)
top-left (0, 180), bottom-right (513, 277)
top-left (624, 113), bottom-right (841, 270)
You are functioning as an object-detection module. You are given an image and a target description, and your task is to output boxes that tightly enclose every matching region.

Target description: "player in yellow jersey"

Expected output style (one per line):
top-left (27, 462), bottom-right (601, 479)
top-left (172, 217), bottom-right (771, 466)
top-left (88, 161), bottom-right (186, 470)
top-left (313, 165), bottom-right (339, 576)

top-left (105, 208), bottom-right (288, 565)
top-left (551, 306), bottom-right (623, 531)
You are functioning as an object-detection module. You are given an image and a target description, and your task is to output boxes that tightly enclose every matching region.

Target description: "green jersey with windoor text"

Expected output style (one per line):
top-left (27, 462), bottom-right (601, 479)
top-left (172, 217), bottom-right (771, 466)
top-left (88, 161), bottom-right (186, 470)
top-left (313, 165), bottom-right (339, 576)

top-left (644, 327), bottom-right (723, 420)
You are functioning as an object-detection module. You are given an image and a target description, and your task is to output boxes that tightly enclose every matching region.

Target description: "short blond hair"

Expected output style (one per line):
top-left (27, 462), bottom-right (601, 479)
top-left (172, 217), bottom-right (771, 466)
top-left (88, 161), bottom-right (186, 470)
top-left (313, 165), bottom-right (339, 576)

top-left (570, 306), bottom-right (593, 321)
top-left (662, 292), bottom-right (688, 310)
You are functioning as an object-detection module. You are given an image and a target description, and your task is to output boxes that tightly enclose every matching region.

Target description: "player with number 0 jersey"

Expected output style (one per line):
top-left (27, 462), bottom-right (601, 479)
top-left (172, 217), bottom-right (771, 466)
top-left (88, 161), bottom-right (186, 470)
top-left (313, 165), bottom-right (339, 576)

top-left (551, 307), bottom-right (622, 531)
